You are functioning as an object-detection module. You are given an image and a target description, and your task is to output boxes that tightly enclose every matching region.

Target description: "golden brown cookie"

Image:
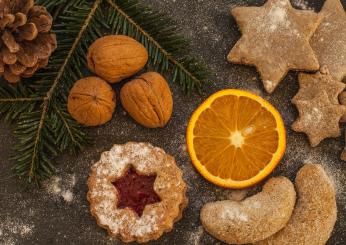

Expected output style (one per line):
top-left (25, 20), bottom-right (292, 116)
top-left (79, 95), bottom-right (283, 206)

top-left (292, 68), bottom-right (345, 105)
top-left (87, 142), bottom-right (188, 243)
top-left (257, 164), bottom-right (337, 245)
top-left (200, 177), bottom-right (296, 244)
top-left (310, 0), bottom-right (346, 82)
top-left (292, 91), bottom-right (346, 147)
top-left (228, 0), bottom-right (322, 93)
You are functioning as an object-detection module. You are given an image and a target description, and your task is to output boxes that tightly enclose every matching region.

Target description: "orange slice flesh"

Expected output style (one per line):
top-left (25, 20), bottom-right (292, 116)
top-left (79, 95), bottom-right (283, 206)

top-left (186, 89), bottom-right (286, 189)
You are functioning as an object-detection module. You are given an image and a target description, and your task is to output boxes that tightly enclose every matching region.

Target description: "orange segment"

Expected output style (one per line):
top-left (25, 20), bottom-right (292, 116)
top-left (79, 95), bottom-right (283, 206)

top-left (186, 89), bottom-right (286, 189)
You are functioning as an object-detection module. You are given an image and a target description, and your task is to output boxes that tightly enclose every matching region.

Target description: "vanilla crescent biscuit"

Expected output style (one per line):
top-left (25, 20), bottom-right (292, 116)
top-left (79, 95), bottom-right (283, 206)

top-left (257, 164), bottom-right (337, 245)
top-left (200, 176), bottom-right (296, 244)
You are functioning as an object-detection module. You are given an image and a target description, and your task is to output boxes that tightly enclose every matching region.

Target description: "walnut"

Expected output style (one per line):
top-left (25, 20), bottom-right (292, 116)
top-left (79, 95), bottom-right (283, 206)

top-left (120, 72), bottom-right (173, 128)
top-left (87, 35), bottom-right (148, 83)
top-left (67, 77), bottom-right (116, 126)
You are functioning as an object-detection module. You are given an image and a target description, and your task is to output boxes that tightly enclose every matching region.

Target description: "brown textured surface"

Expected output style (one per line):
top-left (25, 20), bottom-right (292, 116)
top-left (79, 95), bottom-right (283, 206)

top-left (310, 0), bottom-right (346, 82)
top-left (228, 0), bottom-right (321, 93)
top-left (1, 1), bottom-right (346, 244)
top-left (292, 91), bottom-right (346, 147)
top-left (67, 76), bottom-right (116, 127)
top-left (120, 72), bottom-right (173, 128)
top-left (201, 177), bottom-right (296, 244)
top-left (257, 164), bottom-right (337, 245)
top-left (87, 35), bottom-right (149, 83)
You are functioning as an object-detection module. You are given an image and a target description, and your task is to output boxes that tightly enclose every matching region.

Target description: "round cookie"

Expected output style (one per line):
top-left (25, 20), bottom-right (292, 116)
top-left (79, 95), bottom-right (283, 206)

top-left (87, 142), bottom-right (188, 243)
top-left (256, 164), bottom-right (337, 245)
top-left (200, 176), bottom-right (296, 244)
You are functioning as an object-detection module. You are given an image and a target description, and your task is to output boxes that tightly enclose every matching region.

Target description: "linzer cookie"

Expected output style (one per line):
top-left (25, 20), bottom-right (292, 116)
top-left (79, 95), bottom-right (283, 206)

top-left (228, 0), bottom-right (322, 93)
top-left (292, 91), bottom-right (346, 147)
top-left (87, 142), bottom-right (188, 243)
top-left (310, 0), bottom-right (346, 82)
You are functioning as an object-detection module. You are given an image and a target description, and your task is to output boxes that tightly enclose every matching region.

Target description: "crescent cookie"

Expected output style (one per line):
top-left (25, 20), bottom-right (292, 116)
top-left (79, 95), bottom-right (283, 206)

top-left (257, 164), bottom-right (337, 245)
top-left (200, 177), bottom-right (296, 244)
top-left (87, 142), bottom-right (188, 243)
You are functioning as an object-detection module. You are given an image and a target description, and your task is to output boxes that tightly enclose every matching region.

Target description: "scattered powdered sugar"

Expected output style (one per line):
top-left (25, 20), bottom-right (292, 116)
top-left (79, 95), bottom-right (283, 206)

top-left (220, 207), bottom-right (249, 222)
top-left (0, 218), bottom-right (34, 245)
top-left (89, 142), bottom-right (187, 240)
top-left (44, 174), bottom-right (77, 203)
top-left (292, 0), bottom-right (314, 10)
top-left (186, 226), bottom-right (204, 245)
top-left (304, 107), bottom-right (322, 122)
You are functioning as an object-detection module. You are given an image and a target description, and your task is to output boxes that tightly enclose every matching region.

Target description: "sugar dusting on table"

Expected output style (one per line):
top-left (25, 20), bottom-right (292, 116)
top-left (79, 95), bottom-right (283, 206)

top-left (0, 218), bottom-right (34, 245)
top-left (44, 174), bottom-right (77, 203)
top-left (186, 226), bottom-right (204, 245)
top-left (292, 0), bottom-right (314, 10)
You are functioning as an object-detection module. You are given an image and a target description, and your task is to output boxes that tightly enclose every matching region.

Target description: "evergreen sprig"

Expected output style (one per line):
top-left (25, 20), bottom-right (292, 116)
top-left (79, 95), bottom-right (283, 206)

top-left (0, 0), bottom-right (210, 184)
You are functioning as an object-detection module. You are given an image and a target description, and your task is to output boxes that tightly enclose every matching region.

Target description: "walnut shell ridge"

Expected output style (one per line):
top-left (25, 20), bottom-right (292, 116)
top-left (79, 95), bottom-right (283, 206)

top-left (87, 35), bottom-right (148, 83)
top-left (120, 72), bottom-right (173, 128)
top-left (67, 76), bottom-right (116, 127)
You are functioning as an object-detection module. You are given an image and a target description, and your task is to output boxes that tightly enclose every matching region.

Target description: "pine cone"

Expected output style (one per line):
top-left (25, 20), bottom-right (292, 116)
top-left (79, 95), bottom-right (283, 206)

top-left (0, 0), bottom-right (57, 83)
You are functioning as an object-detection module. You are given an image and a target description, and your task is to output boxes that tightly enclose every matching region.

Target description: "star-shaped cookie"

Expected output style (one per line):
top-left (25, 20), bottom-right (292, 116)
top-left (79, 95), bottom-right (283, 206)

top-left (228, 0), bottom-right (322, 93)
top-left (311, 0), bottom-right (346, 82)
top-left (292, 91), bottom-right (346, 147)
top-left (292, 67), bottom-right (345, 104)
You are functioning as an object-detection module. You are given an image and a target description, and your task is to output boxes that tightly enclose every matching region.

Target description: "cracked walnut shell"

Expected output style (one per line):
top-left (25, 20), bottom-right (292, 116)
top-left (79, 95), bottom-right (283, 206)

top-left (120, 72), bottom-right (173, 128)
top-left (67, 77), bottom-right (116, 127)
top-left (87, 35), bottom-right (148, 83)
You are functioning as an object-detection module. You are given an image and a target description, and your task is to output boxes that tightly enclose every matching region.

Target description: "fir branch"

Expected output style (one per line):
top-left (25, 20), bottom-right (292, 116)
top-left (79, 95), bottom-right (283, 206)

top-left (0, 82), bottom-right (41, 122)
top-left (1, 0), bottom-right (212, 184)
top-left (11, 0), bottom-right (102, 183)
top-left (51, 105), bottom-right (91, 154)
top-left (106, 0), bottom-right (210, 93)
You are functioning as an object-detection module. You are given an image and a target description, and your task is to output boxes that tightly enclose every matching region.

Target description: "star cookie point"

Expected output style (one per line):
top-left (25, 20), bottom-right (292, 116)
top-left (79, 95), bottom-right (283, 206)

top-left (228, 0), bottom-right (322, 93)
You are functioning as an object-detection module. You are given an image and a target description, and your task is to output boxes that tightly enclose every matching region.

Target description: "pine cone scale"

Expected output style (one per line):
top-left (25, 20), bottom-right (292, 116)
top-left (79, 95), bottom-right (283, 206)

top-left (2, 47), bottom-right (17, 65)
top-left (2, 30), bottom-right (20, 52)
top-left (0, 0), bottom-right (56, 83)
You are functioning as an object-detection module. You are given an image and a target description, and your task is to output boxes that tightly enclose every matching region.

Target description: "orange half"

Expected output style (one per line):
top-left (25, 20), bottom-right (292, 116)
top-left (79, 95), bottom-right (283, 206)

top-left (186, 89), bottom-right (286, 189)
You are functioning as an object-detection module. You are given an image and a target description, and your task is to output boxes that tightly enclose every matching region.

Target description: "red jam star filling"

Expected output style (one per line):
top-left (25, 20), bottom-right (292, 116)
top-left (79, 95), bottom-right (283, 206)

top-left (112, 167), bottom-right (161, 217)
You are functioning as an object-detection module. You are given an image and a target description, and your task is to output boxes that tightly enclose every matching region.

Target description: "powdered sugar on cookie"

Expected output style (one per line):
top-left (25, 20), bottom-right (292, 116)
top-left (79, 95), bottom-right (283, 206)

top-left (87, 142), bottom-right (188, 243)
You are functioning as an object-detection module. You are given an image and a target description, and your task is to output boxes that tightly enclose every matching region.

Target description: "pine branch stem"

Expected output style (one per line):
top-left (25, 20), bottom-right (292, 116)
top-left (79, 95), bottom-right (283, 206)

top-left (46, 0), bottom-right (102, 100)
top-left (54, 106), bottom-right (78, 145)
top-left (0, 97), bottom-right (43, 102)
top-left (28, 0), bottom-right (102, 179)
top-left (106, 0), bottom-right (201, 86)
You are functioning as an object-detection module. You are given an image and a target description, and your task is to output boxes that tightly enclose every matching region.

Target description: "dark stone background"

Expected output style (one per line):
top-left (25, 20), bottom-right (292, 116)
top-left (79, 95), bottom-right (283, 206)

top-left (0, 0), bottom-right (345, 244)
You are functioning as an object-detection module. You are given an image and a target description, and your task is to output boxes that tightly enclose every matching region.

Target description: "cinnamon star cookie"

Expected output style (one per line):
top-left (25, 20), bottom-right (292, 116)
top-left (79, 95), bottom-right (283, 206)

top-left (292, 67), bottom-right (345, 105)
top-left (228, 0), bottom-right (322, 93)
top-left (311, 0), bottom-right (346, 82)
top-left (87, 142), bottom-right (188, 243)
top-left (292, 91), bottom-right (346, 147)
